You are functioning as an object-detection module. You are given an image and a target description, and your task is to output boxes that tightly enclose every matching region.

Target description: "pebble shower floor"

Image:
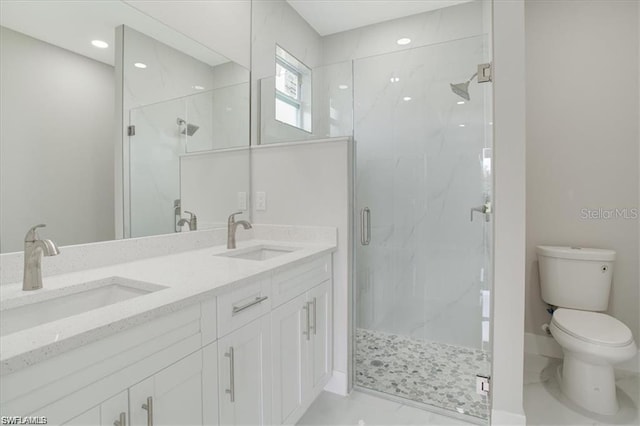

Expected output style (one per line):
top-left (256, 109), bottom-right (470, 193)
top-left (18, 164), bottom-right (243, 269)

top-left (355, 328), bottom-right (491, 421)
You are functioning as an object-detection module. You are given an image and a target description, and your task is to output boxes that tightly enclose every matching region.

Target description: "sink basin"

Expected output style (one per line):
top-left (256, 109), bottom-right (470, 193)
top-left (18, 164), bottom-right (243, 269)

top-left (216, 245), bottom-right (298, 261)
top-left (0, 277), bottom-right (167, 337)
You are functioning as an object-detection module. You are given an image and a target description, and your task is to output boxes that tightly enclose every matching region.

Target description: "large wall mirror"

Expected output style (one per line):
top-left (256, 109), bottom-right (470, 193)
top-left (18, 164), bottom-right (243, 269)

top-left (0, 0), bottom-right (251, 253)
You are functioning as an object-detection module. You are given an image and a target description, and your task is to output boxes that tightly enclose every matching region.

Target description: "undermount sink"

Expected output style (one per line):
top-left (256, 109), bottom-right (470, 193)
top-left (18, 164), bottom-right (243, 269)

top-left (0, 277), bottom-right (167, 337)
top-left (216, 245), bottom-right (298, 261)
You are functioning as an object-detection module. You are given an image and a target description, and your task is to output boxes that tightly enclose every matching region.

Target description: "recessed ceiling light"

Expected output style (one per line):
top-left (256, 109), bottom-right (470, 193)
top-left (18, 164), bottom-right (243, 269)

top-left (91, 40), bottom-right (109, 49)
top-left (396, 38), bottom-right (411, 46)
top-left (403, 96), bottom-right (412, 101)
top-left (192, 85), bottom-right (205, 90)
top-left (457, 101), bottom-right (465, 105)
top-left (134, 63), bottom-right (147, 69)
top-left (390, 77), bottom-right (400, 83)
top-left (338, 84), bottom-right (349, 90)
top-left (459, 124), bottom-right (466, 127)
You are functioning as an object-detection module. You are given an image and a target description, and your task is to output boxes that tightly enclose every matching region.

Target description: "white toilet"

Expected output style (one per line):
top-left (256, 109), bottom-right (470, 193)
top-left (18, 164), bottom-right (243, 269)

top-left (536, 245), bottom-right (637, 415)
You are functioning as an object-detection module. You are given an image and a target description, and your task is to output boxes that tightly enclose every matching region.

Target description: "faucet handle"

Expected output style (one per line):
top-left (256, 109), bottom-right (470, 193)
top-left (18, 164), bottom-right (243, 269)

top-left (25, 224), bottom-right (46, 242)
top-left (185, 210), bottom-right (197, 219)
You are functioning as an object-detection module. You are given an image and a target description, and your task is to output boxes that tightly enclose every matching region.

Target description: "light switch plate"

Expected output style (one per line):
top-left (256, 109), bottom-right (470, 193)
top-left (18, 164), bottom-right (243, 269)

top-left (256, 191), bottom-right (266, 211)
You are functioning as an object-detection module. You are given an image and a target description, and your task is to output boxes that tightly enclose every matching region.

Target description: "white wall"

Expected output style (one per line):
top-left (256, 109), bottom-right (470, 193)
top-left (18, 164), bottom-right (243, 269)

top-left (490, 0), bottom-right (527, 424)
top-left (525, 0), bottom-right (640, 346)
top-left (0, 27), bottom-right (115, 253)
top-left (180, 148), bottom-right (250, 229)
top-left (251, 138), bottom-right (352, 394)
top-left (250, 0), bottom-right (324, 146)
top-left (123, 0), bottom-right (251, 69)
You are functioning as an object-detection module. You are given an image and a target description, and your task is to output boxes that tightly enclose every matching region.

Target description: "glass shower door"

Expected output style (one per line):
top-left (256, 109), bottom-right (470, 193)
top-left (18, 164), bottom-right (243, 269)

top-left (354, 35), bottom-right (493, 422)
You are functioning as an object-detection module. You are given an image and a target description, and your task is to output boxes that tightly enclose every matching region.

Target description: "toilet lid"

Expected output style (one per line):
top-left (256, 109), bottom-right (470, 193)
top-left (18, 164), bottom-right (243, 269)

top-left (552, 309), bottom-right (633, 347)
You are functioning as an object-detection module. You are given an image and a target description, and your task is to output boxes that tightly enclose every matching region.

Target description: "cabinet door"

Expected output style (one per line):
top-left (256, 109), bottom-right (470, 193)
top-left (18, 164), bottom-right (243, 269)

top-left (61, 391), bottom-right (128, 426)
top-left (308, 280), bottom-right (332, 395)
top-left (130, 351), bottom-right (204, 426)
top-left (202, 342), bottom-right (219, 426)
top-left (218, 315), bottom-right (271, 426)
top-left (271, 293), bottom-right (309, 425)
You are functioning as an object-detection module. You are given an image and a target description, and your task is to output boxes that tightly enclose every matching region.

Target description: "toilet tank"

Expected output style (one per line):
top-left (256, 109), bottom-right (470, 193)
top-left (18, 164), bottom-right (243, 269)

top-left (536, 246), bottom-right (616, 311)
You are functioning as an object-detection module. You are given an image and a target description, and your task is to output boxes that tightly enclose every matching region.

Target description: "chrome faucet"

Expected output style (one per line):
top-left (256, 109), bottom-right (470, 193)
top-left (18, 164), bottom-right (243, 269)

top-left (177, 210), bottom-right (198, 231)
top-left (23, 224), bottom-right (60, 291)
top-left (227, 211), bottom-right (252, 249)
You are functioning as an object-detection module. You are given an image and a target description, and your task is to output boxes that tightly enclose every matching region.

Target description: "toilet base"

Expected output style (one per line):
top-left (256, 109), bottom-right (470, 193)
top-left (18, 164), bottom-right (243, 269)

top-left (559, 353), bottom-right (618, 416)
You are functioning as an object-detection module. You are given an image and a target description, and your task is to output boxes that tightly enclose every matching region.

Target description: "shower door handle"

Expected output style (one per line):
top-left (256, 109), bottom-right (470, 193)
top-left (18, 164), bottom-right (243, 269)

top-left (360, 207), bottom-right (371, 245)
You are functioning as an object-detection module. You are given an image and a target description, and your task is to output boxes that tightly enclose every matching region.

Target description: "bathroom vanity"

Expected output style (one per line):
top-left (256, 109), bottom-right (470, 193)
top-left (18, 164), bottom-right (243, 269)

top-left (0, 228), bottom-right (336, 426)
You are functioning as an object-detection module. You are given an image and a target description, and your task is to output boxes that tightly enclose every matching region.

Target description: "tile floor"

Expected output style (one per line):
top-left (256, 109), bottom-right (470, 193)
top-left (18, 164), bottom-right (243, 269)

top-left (355, 328), bottom-right (490, 420)
top-left (523, 353), bottom-right (639, 426)
top-left (297, 390), bottom-right (476, 426)
top-left (298, 353), bottom-right (640, 426)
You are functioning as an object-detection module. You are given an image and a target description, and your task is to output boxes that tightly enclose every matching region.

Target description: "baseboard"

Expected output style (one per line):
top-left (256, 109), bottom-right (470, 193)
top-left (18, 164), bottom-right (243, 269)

top-left (324, 370), bottom-right (349, 396)
top-left (524, 332), bottom-right (563, 359)
top-left (524, 332), bottom-right (640, 373)
top-left (491, 409), bottom-right (527, 426)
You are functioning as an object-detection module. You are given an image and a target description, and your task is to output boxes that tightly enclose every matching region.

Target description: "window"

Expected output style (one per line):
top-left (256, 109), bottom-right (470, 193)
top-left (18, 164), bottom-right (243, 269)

top-left (274, 45), bottom-right (311, 132)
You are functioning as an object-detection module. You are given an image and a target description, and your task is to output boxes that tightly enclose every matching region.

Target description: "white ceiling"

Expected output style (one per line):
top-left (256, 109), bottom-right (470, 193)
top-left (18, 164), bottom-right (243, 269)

top-left (0, 1), bottom-right (229, 67)
top-left (287, 0), bottom-right (472, 36)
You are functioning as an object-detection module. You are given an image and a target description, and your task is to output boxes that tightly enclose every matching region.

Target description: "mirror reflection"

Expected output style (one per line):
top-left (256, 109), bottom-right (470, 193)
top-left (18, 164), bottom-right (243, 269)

top-left (0, 1), bottom-right (250, 253)
top-left (274, 45), bottom-right (312, 132)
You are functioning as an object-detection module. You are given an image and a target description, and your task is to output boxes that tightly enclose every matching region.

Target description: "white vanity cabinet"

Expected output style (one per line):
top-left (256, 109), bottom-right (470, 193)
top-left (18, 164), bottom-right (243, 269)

top-left (1, 251), bottom-right (334, 426)
top-left (271, 256), bottom-right (333, 426)
top-left (56, 349), bottom-right (210, 426)
top-left (129, 350), bottom-right (205, 426)
top-left (62, 391), bottom-right (127, 426)
top-left (217, 316), bottom-right (272, 426)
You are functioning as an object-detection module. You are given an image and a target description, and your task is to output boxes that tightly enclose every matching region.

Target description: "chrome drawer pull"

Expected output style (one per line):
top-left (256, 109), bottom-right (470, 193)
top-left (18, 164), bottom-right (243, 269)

top-left (225, 346), bottom-right (235, 402)
top-left (232, 296), bottom-right (268, 315)
top-left (113, 412), bottom-right (126, 426)
top-left (141, 397), bottom-right (153, 426)
top-left (312, 297), bottom-right (317, 335)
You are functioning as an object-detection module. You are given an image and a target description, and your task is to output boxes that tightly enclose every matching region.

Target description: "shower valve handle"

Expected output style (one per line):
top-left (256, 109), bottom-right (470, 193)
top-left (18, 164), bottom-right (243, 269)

top-left (470, 202), bottom-right (491, 222)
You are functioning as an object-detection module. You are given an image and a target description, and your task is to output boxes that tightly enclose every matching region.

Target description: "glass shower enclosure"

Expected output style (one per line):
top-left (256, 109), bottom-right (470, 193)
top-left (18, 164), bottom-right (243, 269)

top-left (353, 34), bottom-right (493, 423)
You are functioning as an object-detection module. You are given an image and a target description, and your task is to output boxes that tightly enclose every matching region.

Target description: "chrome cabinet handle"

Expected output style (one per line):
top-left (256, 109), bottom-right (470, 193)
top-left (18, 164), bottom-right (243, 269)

top-left (303, 303), bottom-right (311, 340)
top-left (174, 199), bottom-right (181, 233)
top-left (113, 412), bottom-right (126, 426)
top-left (360, 207), bottom-right (371, 245)
top-left (225, 347), bottom-right (235, 402)
top-left (311, 297), bottom-right (317, 335)
top-left (141, 397), bottom-right (153, 426)
top-left (232, 296), bottom-right (268, 315)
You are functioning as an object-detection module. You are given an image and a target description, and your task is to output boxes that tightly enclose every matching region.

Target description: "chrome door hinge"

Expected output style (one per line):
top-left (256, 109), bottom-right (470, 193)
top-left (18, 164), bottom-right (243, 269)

top-left (128, 125), bottom-right (136, 136)
top-left (476, 375), bottom-right (490, 396)
top-left (477, 63), bottom-right (492, 83)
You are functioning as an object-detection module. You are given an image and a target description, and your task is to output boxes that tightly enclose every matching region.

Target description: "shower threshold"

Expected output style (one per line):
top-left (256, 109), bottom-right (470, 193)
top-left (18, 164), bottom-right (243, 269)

top-left (355, 328), bottom-right (490, 422)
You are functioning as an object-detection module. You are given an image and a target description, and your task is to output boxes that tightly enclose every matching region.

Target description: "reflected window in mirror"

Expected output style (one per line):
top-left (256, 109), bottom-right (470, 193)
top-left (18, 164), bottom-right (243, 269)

top-left (275, 45), bottom-right (311, 132)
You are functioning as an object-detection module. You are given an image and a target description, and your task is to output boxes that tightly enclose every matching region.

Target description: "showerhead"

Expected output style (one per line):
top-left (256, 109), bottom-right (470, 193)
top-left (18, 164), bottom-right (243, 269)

top-left (177, 118), bottom-right (200, 136)
top-left (450, 81), bottom-right (471, 101)
top-left (450, 72), bottom-right (477, 101)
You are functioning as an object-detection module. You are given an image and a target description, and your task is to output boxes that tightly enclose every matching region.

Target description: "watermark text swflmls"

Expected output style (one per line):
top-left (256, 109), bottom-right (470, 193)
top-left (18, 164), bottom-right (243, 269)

top-left (580, 208), bottom-right (639, 220)
top-left (1, 417), bottom-right (47, 425)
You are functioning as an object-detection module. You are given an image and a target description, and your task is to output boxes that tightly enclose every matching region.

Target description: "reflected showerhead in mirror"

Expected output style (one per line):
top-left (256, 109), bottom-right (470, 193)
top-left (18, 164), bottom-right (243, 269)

top-left (450, 72), bottom-right (477, 101)
top-left (176, 118), bottom-right (199, 136)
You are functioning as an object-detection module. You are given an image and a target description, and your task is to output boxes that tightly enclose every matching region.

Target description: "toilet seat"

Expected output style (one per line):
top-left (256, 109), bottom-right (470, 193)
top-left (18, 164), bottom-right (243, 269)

top-left (552, 308), bottom-right (633, 347)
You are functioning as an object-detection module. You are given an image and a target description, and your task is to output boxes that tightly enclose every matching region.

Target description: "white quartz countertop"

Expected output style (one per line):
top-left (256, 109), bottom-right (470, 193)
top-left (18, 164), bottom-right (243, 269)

top-left (0, 239), bottom-right (335, 375)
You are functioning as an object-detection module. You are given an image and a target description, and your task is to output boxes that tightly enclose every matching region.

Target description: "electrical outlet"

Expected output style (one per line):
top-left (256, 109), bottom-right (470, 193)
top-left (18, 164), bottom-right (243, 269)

top-left (237, 192), bottom-right (247, 210)
top-left (256, 191), bottom-right (266, 211)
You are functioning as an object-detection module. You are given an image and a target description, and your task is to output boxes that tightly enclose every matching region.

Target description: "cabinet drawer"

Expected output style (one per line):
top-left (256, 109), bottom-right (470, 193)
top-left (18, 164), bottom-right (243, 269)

top-left (217, 279), bottom-right (271, 337)
top-left (271, 255), bottom-right (331, 307)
